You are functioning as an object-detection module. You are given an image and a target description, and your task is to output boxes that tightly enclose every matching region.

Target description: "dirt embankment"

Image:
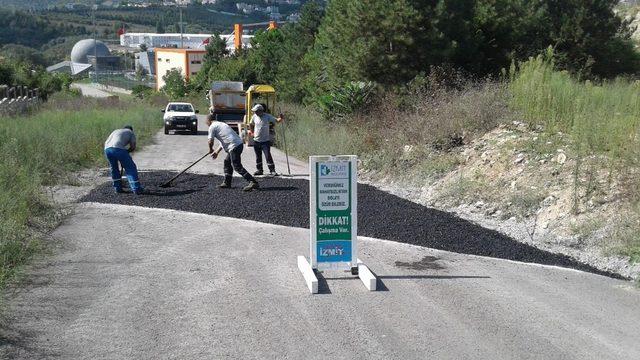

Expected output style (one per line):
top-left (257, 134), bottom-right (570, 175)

top-left (363, 121), bottom-right (640, 281)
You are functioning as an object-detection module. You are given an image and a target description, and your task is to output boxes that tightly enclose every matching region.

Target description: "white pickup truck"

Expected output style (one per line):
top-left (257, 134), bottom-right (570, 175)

top-left (161, 102), bottom-right (200, 135)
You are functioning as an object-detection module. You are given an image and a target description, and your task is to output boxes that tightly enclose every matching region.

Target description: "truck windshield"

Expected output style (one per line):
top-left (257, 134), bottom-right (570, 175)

top-left (168, 104), bottom-right (193, 112)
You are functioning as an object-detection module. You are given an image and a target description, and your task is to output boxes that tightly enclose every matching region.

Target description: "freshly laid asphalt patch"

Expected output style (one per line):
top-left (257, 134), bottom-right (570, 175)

top-left (81, 171), bottom-right (624, 279)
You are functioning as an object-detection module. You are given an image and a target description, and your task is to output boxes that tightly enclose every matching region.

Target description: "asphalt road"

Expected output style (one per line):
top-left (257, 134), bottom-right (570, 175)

top-left (2, 118), bottom-right (640, 359)
top-left (81, 171), bottom-right (620, 278)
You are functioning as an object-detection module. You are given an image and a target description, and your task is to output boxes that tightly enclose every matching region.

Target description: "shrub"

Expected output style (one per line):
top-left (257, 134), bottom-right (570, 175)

top-left (316, 81), bottom-right (377, 120)
top-left (132, 84), bottom-right (154, 99)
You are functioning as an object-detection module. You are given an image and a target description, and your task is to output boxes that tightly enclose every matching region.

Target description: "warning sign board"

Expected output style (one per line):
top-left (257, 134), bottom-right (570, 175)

top-left (309, 156), bottom-right (358, 270)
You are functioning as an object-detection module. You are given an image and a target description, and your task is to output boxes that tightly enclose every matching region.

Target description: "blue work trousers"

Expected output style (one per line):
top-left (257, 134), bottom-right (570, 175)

top-left (104, 147), bottom-right (142, 192)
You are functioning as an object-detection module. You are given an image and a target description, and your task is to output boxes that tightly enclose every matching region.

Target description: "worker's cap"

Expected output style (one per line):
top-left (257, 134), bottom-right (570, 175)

top-left (124, 125), bottom-right (133, 131)
top-left (251, 104), bottom-right (264, 112)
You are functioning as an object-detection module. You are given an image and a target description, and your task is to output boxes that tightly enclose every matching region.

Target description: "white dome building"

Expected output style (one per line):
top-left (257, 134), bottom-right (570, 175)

top-left (70, 39), bottom-right (111, 64)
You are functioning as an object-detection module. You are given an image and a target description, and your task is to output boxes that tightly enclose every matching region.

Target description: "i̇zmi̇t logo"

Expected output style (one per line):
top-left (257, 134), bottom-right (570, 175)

top-left (319, 163), bottom-right (348, 178)
top-left (320, 244), bottom-right (344, 257)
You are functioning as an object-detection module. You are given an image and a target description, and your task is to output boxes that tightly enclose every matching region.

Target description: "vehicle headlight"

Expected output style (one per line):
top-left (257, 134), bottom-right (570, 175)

top-left (165, 121), bottom-right (170, 125)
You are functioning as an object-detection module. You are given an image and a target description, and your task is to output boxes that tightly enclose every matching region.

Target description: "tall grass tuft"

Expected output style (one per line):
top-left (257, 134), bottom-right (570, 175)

top-left (0, 94), bottom-right (159, 288)
top-left (279, 103), bottom-right (363, 160)
top-left (511, 51), bottom-right (640, 163)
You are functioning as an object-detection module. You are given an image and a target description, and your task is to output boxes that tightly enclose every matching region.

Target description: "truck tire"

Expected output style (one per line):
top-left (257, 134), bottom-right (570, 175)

top-left (164, 126), bottom-right (169, 135)
top-left (191, 127), bottom-right (198, 135)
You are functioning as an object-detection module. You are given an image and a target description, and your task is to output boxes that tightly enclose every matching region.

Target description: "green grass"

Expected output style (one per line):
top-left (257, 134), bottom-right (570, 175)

top-left (510, 51), bottom-right (640, 163)
top-left (610, 213), bottom-right (640, 263)
top-left (0, 92), bottom-right (159, 289)
top-left (279, 103), bottom-right (362, 160)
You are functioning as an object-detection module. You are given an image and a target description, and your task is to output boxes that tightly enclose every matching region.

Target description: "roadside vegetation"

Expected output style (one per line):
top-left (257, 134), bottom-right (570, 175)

top-left (280, 54), bottom-right (640, 266)
top-left (0, 92), bottom-right (160, 288)
top-left (0, 58), bottom-right (71, 100)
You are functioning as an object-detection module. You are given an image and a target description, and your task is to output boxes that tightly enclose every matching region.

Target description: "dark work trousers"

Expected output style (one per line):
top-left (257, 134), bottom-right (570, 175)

top-left (223, 144), bottom-right (255, 183)
top-left (253, 140), bottom-right (275, 172)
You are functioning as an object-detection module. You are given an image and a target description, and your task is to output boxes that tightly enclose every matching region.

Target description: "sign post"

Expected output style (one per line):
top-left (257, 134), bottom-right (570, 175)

top-left (297, 155), bottom-right (377, 293)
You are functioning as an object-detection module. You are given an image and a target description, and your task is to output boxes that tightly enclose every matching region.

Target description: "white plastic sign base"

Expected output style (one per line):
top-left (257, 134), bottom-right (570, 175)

top-left (297, 256), bottom-right (318, 294)
top-left (357, 258), bottom-right (377, 291)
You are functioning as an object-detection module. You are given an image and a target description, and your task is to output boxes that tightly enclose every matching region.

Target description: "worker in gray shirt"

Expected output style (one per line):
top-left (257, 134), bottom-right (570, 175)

top-left (207, 114), bottom-right (259, 191)
top-left (249, 104), bottom-right (283, 176)
top-left (104, 125), bottom-right (145, 194)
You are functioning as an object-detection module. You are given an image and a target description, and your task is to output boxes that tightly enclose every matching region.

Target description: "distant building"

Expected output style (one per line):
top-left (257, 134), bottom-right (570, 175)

top-left (287, 13), bottom-right (301, 22)
top-left (135, 50), bottom-right (156, 76)
top-left (155, 48), bottom-right (206, 90)
top-left (71, 39), bottom-right (111, 63)
top-left (46, 61), bottom-right (92, 76)
top-left (47, 39), bottom-right (120, 75)
top-left (120, 33), bottom-right (253, 53)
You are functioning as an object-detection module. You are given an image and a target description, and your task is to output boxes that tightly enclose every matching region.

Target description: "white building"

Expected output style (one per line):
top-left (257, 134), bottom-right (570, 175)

top-left (120, 33), bottom-right (253, 53)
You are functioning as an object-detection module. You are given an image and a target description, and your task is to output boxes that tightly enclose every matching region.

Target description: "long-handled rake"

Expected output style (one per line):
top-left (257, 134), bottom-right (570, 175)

top-left (159, 152), bottom-right (210, 188)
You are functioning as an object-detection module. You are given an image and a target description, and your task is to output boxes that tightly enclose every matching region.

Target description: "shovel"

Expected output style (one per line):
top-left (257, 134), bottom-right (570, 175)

top-left (159, 152), bottom-right (211, 188)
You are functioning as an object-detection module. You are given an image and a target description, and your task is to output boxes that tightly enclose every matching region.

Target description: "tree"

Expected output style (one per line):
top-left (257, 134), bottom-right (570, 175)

top-left (0, 62), bottom-right (14, 85)
top-left (0, 44), bottom-right (49, 67)
top-left (247, 29), bottom-right (287, 85)
top-left (307, 0), bottom-right (639, 90)
top-left (192, 34), bottom-right (230, 90)
top-left (206, 54), bottom-right (257, 85)
top-left (135, 66), bottom-right (147, 81)
top-left (156, 19), bottom-right (165, 34)
top-left (311, 0), bottom-right (421, 87)
top-left (276, 1), bottom-right (325, 102)
top-left (473, 0), bottom-right (639, 77)
top-left (162, 69), bottom-right (188, 98)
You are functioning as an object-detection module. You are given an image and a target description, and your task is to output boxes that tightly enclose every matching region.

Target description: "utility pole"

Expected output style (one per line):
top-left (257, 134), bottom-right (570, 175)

top-left (93, 3), bottom-right (99, 84)
top-left (179, 5), bottom-right (184, 48)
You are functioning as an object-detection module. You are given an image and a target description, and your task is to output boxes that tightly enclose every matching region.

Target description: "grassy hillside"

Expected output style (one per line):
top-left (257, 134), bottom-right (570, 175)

top-left (282, 55), bottom-right (640, 276)
top-left (0, 93), bottom-right (160, 288)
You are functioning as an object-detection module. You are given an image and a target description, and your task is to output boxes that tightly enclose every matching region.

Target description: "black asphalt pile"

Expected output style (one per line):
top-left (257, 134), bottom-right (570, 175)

top-left (81, 171), bottom-right (624, 279)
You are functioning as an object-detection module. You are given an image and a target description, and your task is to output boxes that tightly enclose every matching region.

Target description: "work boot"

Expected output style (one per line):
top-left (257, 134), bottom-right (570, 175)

top-left (269, 170), bottom-right (279, 176)
top-left (218, 181), bottom-right (232, 189)
top-left (243, 181), bottom-right (260, 192)
top-left (254, 170), bottom-right (263, 176)
top-left (218, 176), bottom-right (232, 188)
top-left (133, 188), bottom-right (148, 195)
